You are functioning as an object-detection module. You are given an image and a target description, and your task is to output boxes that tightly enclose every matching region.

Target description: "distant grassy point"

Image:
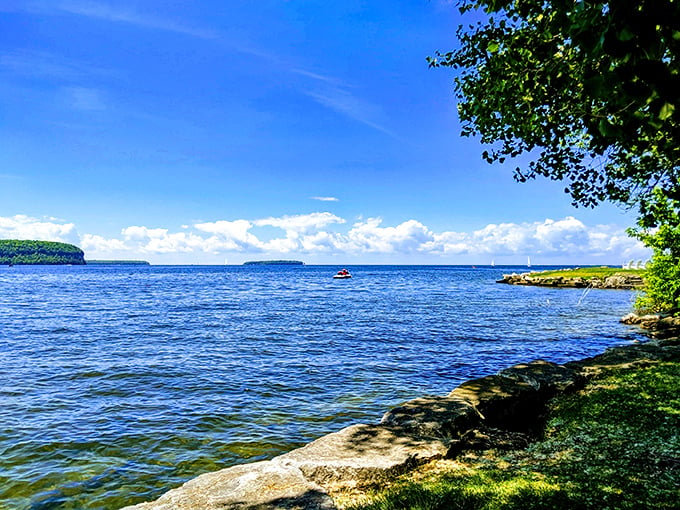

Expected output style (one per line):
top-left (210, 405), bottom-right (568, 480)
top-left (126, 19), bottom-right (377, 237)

top-left (498, 266), bottom-right (646, 289)
top-left (0, 239), bottom-right (85, 265)
top-left (530, 266), bottom-right (646, 279)
top-left (243, 260), bottom-right (305, 266)
top-left (87, 260), bottom-right (151, 265)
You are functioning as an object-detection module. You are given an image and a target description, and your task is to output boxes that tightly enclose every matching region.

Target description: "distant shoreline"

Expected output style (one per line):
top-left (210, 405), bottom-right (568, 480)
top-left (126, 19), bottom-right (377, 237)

top-left (243, 260), bottom-right (304, 266)
top-left (86, 260), bottom-right (151, 265)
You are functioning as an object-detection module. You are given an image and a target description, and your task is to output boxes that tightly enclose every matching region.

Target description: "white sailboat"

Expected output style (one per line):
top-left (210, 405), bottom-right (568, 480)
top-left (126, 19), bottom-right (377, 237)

top-left (527, 256), bottom-right (531, 268)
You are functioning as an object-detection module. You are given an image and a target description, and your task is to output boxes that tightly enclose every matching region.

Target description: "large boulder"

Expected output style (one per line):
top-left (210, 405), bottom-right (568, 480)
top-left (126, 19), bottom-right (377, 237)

top-left (379, 395), bottom-right (481, 439)
top-left (449, 375), bottom-right (541, 431)
top-left (498, 360), bottom-right (584, 397)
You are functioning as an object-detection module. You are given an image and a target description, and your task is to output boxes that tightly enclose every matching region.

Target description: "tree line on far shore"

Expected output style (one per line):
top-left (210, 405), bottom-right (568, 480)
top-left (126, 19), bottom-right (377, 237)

top-left (0, 240), bottom-right (86, 265)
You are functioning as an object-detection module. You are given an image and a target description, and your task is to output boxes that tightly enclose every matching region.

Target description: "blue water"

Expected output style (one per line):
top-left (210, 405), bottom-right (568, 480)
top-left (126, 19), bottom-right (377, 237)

top-left (0, 265), bottom-right (645, 509)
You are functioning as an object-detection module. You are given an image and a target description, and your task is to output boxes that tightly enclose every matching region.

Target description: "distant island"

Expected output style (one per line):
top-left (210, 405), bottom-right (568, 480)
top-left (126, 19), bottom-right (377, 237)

top-left (0, 240), bottom-right (86, 265)
top-left (243, 260), bottom-right (304, 266)
top-left (87, 260), bottom-right (150, 265)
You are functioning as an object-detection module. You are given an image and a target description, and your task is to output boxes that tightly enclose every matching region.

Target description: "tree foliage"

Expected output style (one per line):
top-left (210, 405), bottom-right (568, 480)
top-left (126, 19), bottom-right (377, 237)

top-left (429, 0), bottom-right (679, 212)
top-left (0, 240), bottom-right (86, 265)
top-left (629, 191), bottom-right (680, 313)
top-left (430, 0), bottom-right (680, 314)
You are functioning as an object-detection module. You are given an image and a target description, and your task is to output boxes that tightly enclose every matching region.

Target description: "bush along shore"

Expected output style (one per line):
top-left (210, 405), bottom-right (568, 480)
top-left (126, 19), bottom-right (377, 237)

top-left (121, 332), bottom-right (680, 510)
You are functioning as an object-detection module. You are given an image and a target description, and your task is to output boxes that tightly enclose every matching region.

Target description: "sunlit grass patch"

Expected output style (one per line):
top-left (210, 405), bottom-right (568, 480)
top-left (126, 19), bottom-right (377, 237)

top-left (344, 468), bottom-right (574, 510)
top-left (530, 267), bottom-right (645, 280)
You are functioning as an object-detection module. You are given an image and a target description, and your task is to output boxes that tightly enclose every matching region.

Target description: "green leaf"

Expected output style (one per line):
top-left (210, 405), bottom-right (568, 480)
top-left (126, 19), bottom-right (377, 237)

top-left (659, 102), bottom-right (675, 121)
top-left (617, 27), bottom-right (635, 42)
top-left (487, 42), bottom-right (500, 53)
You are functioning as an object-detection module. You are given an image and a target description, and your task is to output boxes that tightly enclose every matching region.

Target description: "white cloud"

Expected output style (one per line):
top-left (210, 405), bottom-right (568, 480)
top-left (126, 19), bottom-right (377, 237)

top-left (311, 196), bottom-right (339, 202)
top-left (0, 214), bottom-right (651, 264)
top-left (0, 215), bottom-right (80, 244)
top-left (253, 212), bottom-right (345, 233)
top-left (194, 219), bottom-right (263, 251)
top-left (344, 218), bottom-right (434, 253)
top-left (80, 233), bottom-right (129, 253)
top-left (120, 225), bottom-right (210, 253)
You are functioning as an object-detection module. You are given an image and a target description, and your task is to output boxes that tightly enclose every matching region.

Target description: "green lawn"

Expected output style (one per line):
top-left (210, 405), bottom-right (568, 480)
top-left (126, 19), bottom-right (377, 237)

top-left (529, 267), bottom-right (646, 280)
top-left (344, 361), bottom-right (680, 510)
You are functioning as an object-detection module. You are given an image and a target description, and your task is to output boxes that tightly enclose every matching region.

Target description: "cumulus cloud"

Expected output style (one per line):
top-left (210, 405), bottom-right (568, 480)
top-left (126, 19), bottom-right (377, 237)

top-left (253, 212), bottom-right (345, 233)
top-left (344, 218), bottom-right (434, 253)
top-left (422, 217), bottom-right (650, 262)
top-left (0, 213), bottom-right (651, 263)
top-left (0, 215), bottom-right (80, 244)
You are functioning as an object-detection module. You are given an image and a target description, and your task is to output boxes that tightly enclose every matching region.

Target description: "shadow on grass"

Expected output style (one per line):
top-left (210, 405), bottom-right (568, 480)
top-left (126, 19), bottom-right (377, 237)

top-left (347, 361), bottom-right (680, 510)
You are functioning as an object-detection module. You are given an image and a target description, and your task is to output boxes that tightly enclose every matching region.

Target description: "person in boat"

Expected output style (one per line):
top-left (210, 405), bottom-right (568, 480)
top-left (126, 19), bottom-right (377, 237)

top-left (338, 268), bottom-right (350, 275)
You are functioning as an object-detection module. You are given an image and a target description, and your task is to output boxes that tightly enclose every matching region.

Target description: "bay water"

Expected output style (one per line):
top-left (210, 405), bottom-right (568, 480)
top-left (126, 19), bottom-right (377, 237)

top-left (0, 265), bottom-right (645, 509)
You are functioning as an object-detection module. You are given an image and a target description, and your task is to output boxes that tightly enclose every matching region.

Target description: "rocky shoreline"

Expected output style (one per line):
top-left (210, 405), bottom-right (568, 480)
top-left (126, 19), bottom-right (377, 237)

top-left (121, 328), bottom-right (680, 510)
top-left (496, 271), bottom-right (644, 289)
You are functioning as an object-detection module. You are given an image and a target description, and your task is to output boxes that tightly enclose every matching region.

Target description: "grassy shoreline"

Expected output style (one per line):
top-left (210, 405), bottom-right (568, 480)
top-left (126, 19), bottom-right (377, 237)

top-left (529, 267), bottom-right (646, 280)
top-left (340, 351), bottom-right (680, 510)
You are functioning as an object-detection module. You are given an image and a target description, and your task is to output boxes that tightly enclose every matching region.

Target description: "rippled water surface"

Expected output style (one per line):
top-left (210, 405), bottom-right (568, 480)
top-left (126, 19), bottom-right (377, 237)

top-left (0, 265), bottom-right (645, 509)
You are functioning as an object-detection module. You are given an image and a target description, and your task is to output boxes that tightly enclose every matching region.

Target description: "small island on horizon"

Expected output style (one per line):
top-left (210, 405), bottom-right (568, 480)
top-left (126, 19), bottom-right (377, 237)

top-left (86, 260), bottom-right (151, 265)
top-left (243, 260), bottom-right (305, 266)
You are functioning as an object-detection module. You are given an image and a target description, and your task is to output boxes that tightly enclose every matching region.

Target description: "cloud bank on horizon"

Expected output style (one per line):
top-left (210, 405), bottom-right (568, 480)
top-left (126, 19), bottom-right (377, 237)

top-left (0, 213), bottom-right (650, 265)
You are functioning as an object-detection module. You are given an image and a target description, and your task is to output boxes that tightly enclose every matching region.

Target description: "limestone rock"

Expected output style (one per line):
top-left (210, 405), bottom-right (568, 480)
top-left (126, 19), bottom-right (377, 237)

top-left (498, 360), bottom-right (584, 396)
top-left (603, 274), bottom-right (644, 289)
top-left (277, 424), bottom-right (451, 490)
top-left (565, 340), bottom-right (680, 377)
top-left (449, 375), bottom-right (541, 431)
top-left (379, 395), bottom-right (481, 440)
top-left (619, 313), bottom-right (680, 339)
top-left (497, 271), bottom-right (643, 289)
top-left (121, 461), bottom-right (335, 510)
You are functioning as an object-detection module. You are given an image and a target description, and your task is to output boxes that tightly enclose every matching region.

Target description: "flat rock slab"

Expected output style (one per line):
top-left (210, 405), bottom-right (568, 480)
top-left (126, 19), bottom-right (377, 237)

top-left (277, 423), bottom-right (451, 489)
top-left (122, 424), bottom-right (451, 509)
top-left (121, 461), bottom-right (335, 510)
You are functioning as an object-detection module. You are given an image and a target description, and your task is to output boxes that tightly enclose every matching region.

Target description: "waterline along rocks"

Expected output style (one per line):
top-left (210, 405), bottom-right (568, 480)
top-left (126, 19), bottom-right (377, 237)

top-left (496, 271), bottom-right (644, 289)
top-left (121, 337), bottom-right (680, 510)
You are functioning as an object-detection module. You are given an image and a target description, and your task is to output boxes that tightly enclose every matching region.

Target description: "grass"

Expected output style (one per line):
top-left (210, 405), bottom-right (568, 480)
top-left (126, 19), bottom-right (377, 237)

top-left (343, 361), bottom-right (680, 510)
top-left (528, 267), bottom-right (646, 280)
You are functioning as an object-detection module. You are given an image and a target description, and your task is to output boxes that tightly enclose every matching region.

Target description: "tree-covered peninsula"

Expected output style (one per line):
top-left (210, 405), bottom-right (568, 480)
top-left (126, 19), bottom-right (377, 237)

top-left (0, 240), bottom-right (86, 265)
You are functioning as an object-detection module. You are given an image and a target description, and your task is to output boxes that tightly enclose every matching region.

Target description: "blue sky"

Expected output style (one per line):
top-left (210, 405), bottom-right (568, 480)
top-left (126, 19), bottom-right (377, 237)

top-left (0, 0), bottom-right (650, 264)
